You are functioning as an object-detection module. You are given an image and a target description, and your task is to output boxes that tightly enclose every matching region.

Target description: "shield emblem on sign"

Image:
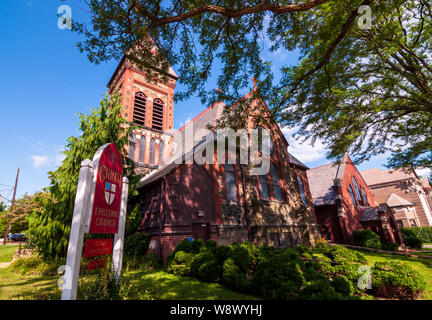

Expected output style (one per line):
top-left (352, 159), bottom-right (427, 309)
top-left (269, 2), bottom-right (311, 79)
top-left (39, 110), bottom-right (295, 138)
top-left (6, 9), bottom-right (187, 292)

top-left (104, 182), bottom-right (116, 206)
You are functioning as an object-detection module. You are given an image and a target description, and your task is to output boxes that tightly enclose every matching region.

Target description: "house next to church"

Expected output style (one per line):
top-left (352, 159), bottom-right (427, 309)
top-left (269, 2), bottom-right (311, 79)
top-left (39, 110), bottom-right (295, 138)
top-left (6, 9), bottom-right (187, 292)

top-left (306, 155), bottom-right (403, 246)
top-left (107, 55), bottom-right (321, 261)
top-left (361, 168), bottom-right (432, 228)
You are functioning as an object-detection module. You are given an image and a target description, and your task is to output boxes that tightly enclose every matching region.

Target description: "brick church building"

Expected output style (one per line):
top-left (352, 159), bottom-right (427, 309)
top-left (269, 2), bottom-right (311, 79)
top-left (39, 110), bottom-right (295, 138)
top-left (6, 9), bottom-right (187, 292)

top-left (307, 155), bottom-right (403, 246)
top-left (107, 56), bottom-right (321, 261)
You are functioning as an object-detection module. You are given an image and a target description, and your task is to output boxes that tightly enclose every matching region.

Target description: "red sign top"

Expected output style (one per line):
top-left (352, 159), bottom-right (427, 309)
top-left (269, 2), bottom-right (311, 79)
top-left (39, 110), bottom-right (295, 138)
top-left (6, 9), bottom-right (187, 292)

top-left (89, 143), bottom-right (123, 234)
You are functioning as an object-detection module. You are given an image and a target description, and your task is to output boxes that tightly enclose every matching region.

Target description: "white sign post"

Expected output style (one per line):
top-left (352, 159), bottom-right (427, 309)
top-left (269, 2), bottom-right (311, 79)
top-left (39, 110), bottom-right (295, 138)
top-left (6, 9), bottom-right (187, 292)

top-left (61, 159), bottom-right (94, 300)
top-left (112, 176), bottom-right (129, 278)
top-left (61, 143), bottom-right (128, 300)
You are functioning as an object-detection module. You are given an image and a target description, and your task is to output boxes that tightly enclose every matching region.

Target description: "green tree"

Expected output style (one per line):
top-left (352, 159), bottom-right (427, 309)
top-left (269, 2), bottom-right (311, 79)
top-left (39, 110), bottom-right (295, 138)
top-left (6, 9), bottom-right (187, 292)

top-left (27, 94), bottom-right (141, 259)
top-left (73, 0), bottom-right (431, 172)
top-left (0, 193), bottom-right (45, 235)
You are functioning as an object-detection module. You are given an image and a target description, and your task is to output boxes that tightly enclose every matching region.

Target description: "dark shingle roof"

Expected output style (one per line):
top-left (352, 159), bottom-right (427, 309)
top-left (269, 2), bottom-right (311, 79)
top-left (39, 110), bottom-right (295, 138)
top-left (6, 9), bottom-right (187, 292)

top-left (288, 153), bottom-right (309, 170)
top-left (361, 207), bottom-right (380, 222)
top-left (306, 163), bottom-right (340, 206)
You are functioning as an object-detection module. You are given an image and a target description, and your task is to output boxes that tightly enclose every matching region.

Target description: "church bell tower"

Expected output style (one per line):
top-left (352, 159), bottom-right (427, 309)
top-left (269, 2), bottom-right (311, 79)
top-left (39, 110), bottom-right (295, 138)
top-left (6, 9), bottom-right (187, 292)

top-left (107, 56), bottom-right (178, 175)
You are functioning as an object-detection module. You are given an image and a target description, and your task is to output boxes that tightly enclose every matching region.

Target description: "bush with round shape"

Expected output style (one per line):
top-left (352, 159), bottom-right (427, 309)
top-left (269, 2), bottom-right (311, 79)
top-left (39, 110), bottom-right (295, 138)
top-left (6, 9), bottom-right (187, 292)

top-left (372, 261), bottom-right (426, 300)
top-left (190, 249), bottom-right (221, 282)
top-left (403, 236), bottom-right (423, 249)
top-left (167, 251), bottom-right (193, 276)
top-left (222, 258), bottom-right (250, 292)
top-left (173, 239), bottom-right (194, 254)
top-left (251, 249), bottom-right (309, 299)
top-left (191, 238), bottom-right (204, 253)
top-left (352, 230), bottom-right (382, 249)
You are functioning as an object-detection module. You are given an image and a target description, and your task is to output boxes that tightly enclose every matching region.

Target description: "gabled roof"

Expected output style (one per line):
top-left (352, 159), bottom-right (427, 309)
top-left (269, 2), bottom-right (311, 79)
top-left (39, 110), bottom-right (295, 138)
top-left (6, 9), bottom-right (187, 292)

top-left (139, 90), bottom-right (300, 188)
top-left (386, 193), bottom-right (413, 207)
top-left (288, 153), bottom-right (309, 170)
top-left (306, 162), bottom-right (340, 206)
top-left (361, 168), bottom-right (417, 186)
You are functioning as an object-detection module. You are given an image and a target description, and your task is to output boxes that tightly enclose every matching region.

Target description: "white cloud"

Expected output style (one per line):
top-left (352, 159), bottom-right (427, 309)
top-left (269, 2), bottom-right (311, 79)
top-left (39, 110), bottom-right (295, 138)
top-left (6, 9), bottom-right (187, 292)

top-left (281, 127), bottom-right (328, 163)
top-left (31, 155), bottom-right (49, 168)
top-left (415, 167), bottom-right (431, 178)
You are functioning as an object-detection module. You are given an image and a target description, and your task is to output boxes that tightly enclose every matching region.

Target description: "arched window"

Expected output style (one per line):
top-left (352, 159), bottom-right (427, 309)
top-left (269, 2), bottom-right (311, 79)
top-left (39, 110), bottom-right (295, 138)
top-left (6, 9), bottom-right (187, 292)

top-left (133, 92), bottom-right (147, 125)
top-left (152, 98), bottom-right (164, 131)
top-left (158, 141), bottom-right (164, 166)
top-left (348, 184), bottom-right (357, 206)
top-left (352, 176), bottom-right (363, 205)
top-left (271, 164), bottom-right (283, 201)
top-left (128, 136), bottom-right (135, 160)
top-left (297, 175), bottom-right (308, 206)
top-left (224, 164), bottom-right (238, 201)
top-left (361, 188), bottom-right (369, 207)
top-left (149, 138), bottom-right (155, 165)
top-left (259, 174), bottom-right (270, 200)
top-left (139, 136), bottom-right (146, 163)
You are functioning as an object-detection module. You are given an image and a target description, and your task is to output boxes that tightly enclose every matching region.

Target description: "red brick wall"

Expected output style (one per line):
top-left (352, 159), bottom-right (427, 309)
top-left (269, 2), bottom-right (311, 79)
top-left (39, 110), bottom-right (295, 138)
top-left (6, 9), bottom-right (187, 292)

top-left (339, 155), bottom-right (378, 243)
top-left (158, 235), bottom-right (193, 263)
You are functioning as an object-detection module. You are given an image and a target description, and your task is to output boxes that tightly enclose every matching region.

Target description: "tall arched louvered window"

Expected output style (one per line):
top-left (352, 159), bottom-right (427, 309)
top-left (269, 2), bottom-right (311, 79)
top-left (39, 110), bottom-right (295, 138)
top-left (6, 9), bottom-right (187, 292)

top-left (139, 136), bottom-right (146, 163)
top-left (152, 98), bottom-right (164, 131)
top-left (149, 138), bottom-right (155, 165)
top-left (133, 92), bottom-right (147, 125)
top-left (271, 164), bottom-right (283, 201)
top-left (158, 141), bottom-right (164, 166)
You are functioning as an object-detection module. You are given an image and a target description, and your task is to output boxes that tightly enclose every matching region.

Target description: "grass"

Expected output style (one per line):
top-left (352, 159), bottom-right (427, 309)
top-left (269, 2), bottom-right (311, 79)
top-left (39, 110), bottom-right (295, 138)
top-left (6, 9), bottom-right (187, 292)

top-left (0, 268), bottom-right (58, 300)
top-left (361, 251), bottom-right (432, 300)
top-left (128, 269), bottom-right (258, 300)
top-left (0, 266), bottom-right (258, 300)
top-left (0, 245), bottom-right (18, 262)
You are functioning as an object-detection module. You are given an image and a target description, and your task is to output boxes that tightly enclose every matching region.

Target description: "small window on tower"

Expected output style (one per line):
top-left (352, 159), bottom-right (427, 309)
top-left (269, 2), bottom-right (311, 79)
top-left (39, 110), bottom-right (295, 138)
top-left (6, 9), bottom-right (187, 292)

top-left (152, 99), bottom-right (164, 131)
top-left (133, 92), bottom-right (147, 126)
top-left (139, 136), bottom-right (146, 163)
top-left (149, 138), bottom-right (155, 165)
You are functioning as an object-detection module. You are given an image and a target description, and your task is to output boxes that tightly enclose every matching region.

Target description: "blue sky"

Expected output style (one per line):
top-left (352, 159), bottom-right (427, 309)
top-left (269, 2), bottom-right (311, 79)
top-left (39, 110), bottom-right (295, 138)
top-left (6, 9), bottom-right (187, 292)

top-left (0, 0), bottom-right (418, 201)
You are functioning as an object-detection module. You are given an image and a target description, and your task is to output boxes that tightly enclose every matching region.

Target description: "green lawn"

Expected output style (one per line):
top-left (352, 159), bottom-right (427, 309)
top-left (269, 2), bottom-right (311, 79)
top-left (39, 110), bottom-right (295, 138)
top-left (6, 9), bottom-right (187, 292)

top-left (128, 270), bottom-right (258, 300)
top-left (361, 251), bottom-right (432, 300)
top-left (0, 267), bottom-right (258, 300)
top-left (0, 268), bottom-right (59, 300)
top-left (0, 245), bottom-right (18, 262)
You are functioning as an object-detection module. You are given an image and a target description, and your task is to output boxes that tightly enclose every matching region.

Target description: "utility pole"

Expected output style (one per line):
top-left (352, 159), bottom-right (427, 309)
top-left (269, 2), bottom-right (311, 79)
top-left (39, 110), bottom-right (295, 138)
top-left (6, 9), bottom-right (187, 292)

top-left (3, 168), bottom-right (19, 245)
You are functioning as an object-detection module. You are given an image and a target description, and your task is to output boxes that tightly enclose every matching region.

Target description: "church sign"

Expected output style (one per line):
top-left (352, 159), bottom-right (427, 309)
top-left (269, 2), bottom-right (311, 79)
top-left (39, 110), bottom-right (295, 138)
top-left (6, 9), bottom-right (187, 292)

top-left (88, 143), bottom-right (123, 234)
top-left (61, 143), bottom-right (129, 300)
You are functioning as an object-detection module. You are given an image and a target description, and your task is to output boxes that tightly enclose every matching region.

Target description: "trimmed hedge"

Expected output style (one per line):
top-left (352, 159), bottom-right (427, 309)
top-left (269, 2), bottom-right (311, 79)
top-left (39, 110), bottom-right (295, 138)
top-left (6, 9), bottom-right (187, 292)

top-left (400, 227), bottom-right (432, 249)
top-left (401, 227), bottom-right (432, 243)
top-left (166, 240), bottom-right (426, 300)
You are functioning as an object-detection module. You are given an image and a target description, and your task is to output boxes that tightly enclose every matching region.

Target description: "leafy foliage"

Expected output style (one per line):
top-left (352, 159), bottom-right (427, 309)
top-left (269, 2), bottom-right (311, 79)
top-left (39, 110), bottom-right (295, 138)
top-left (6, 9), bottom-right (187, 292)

top-left (352, 230), bottom-right (382, 249)
top-left (26, 94), bottom-right (139, 260)
top-left (0, 192), bottom-right (46, 235)
top-left (372, 261), bottom-right (427, 299)
top-left (400, 227), bottom-right (425, 249)
top-left (73, 1), bottom-right (432, 171)
top-left (401, 226), bottom-right (432, 243)
top-left (124, 233), bottom-right (150, 258)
